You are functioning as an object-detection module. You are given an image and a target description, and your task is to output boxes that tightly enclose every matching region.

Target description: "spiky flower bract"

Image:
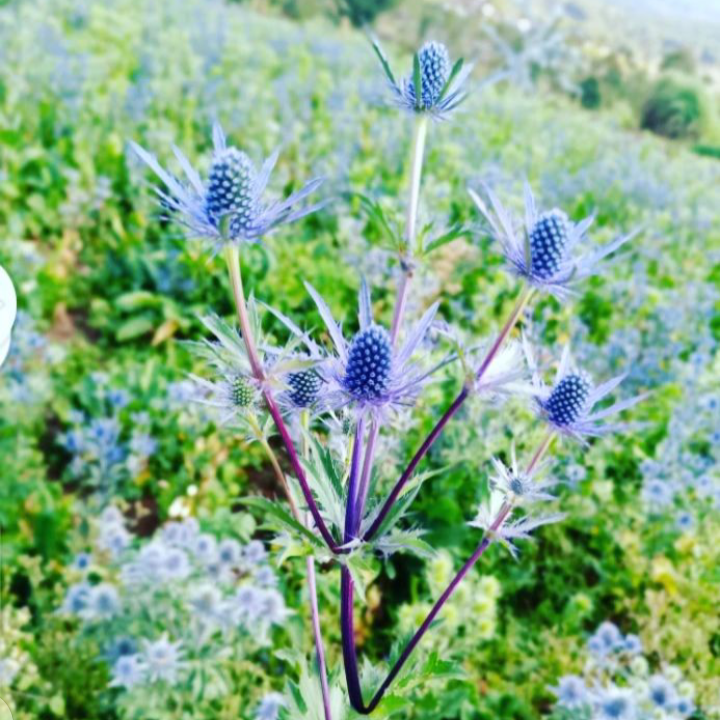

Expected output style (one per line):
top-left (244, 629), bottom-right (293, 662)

top-left (489, 445), bottom-right (558, 506)
top-left (528, 344), bottom-right (647, 442)
top-left (372, 39), bottom-right (472, 120)
top-left (469, 485), bottom-right (565, 559)
top-left (469, 183), bottom-right (637, 300)
top-left (187, 309), bottom-right (318, 424)
top-left (130, 122), bottom-right (324, 251)
top-left (293, 279), bottom-right (443, 417)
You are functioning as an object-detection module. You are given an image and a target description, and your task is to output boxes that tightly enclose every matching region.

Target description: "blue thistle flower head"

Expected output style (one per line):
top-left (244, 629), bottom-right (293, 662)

top-left (372, 39), bottom-right (471, 120)
top-left (130, 123), bottom-right (324, 251)
top-left (544, 372), bottom-right (592, 427)
top-left (528, 210), bottom-right (570, 279)
top-left (648, 675), bottom-right (678, 710)
top-left (676, 697), bottom-right (695, 717)
top-left (470, 183), bottom-right (639, 301)
top-left (343, 326), bottom-right (392, 401)
top-left (205, 147), bottom-right (257, 225)
top-left (551, 675), bottom-right (590, 710)
top-left (280, 280), bottom-right (442, 417)
top-left (287, 369), bottom-right (324, 408)
top-left (597, 688), bottom-right (635, 720)
top-left (407, 42), bottom-right (451, 110)
top-left (528, 344), bottom-right (647, 442)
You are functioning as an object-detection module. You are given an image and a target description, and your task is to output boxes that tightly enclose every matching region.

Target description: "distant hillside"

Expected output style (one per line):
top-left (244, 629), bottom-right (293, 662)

top-left (558, 0), bottom-right (720, 68)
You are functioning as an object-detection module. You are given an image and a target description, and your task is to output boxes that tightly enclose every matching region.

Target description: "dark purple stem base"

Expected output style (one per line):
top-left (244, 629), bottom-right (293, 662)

top-left (343, 507), bottom-right (507, 714)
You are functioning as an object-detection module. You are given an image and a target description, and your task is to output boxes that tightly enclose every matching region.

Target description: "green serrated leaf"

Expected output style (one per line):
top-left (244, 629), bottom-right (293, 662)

top-left (365, 467), bottom-right (445, 539)
top-left (356, 193), bottom-right (402, 251)
top-left (375, 529), bottom-right (436, 559)
top-left (240, 496), bottom-right (325, 549)
top-left (288, 679), bottom-right (307, 715)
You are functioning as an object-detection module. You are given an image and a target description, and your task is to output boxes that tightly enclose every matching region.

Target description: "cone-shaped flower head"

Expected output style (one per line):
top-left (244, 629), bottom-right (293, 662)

top-left (469, 183), bottom-right (638, 301)
top-left (231, 375), bottom-right (255, 408)
top-left (129, 123), bottom-right (323, 251)
top-left (205, 148), bottom-right (257, 223)
top-left (409, 42), bottom-right (451, 109)
top-left (543, 372), bottom-right (592, 427)
top-left (528, 210), bottom-right (570, 280)
top-left (489, 445), bottom-right (558, 506)
top-left (286, 369), bottom-right (324, 408)
top-left (528, 343), bottom-right (648, 442)
top-left (372, 39), bottom-right (471, 120)
top-left (343, 326), bottom-right (393, 401)
top-left (273, 280), bottom-right (445, 417)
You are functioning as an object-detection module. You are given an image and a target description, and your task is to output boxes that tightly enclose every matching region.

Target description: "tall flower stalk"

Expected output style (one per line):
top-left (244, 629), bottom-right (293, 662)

top-left (225, 250), bottom-right (334, 720)
top-left (224, 245), bottom-right (340, 552)
top-left (390, 114), bottom-right (428, 344)
top-left (131, 36), bottom-right (645, 718)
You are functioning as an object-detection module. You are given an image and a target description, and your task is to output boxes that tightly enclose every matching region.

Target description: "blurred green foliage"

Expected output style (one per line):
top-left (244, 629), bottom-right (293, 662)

top-left (640, 73), bottom-right (710, 140)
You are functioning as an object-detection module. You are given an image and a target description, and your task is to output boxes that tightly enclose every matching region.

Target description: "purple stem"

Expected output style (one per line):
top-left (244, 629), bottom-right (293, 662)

top-left (364, 387), bottom-right (469, 540)
top-left (353, 418), bottom-right (379, 530)
top-left (364, 288), bottom-right (533, 542)
top-left (389, 270), bottom-right (411, 346)
top-left (264, 391), bottom-right (341, 553)
top-left (225, 247), bottom-right (340, 553)
top-left (344, 418), bottom-right (365, 542)
top-left (307, 555), bottom-right (333, 720)
top-left (343, 504), bottom-right (512, 714)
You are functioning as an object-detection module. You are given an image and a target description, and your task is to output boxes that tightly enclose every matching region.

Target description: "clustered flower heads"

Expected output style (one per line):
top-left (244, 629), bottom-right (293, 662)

top-left (301, 280), bottom-right (443, 416)
top-left (59, 383), bottom-right (157, 496)
top-left (550, 621), bottom-right (696, 720)
top-left (130, 122), bottom-right (324, 252)
top-left (59, 506), bottom-right (286, 696)
top-left (128, 35), bottom-right (652, 718)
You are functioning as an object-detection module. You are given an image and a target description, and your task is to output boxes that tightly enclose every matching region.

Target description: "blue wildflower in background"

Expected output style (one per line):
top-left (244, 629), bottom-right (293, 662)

top-left (372, 39), bottom-right (472, 120)
top-left (130, 122), bottom-right (324, 251)
top-left (81, 583), bottom-right (121, 621)
top-left (109, 654), bottom-right (145, 690)
top-left (647, 674), bottom-right (678, 711)
top-left (642, 478), bottom-right (675, 508)
top-left (255, 692), bottom-right (285, 720)
top-left (142, 635), bottom-right (185, 684)
top-left (470, 184), bottom-right (637, 300)
top-left (550, 675), bottom-right (590, 709)
top-left (595, 686), bottom-right (636, 720)
top-left (588, 621), bottom-right (625, 656)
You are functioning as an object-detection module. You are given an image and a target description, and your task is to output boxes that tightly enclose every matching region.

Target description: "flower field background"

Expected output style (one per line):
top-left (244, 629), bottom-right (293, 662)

top-left (0, 0), bottom-right (718, 719)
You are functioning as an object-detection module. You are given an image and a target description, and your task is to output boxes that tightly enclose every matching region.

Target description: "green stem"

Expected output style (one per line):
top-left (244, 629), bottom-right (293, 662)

top-left (390, 115), bottom-right (429, 345)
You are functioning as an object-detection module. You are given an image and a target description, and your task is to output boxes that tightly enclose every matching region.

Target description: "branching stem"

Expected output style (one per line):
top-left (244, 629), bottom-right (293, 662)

top-left (223, 245), bottom-right (339, 552)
